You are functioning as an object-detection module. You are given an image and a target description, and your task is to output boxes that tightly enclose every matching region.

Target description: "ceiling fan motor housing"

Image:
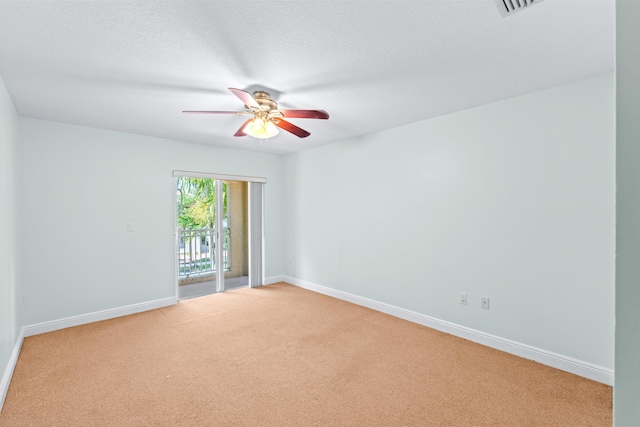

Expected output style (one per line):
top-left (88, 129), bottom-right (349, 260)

top-left (252, 91), bottom-right (278, 111)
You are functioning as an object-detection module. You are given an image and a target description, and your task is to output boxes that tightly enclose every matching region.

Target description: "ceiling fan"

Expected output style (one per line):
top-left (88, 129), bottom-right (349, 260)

top-left (183, 88), bottom-right (329, 140)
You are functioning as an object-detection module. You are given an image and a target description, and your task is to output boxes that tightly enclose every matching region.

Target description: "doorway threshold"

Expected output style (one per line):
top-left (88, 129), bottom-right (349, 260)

top-left (178, 276), bottom-right (249, 300)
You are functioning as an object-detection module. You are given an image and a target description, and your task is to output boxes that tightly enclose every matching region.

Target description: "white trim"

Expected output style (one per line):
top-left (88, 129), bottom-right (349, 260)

top-left (284, 276), bottom-right (614, 386)
top-left (23, 297), bottom-right (177, 337)
top-left (172, 170), bottom-right (267, 183)
top-left (215, 180), bottom-right (224, 293)
top-left (0, 328), bottom-right (24, 412)
top-left (173, 176), bottom-right (179, 300)
top-left (261, 184), bottom-right (266, 287)
top-left (264, 275), bottom-right (285, 285)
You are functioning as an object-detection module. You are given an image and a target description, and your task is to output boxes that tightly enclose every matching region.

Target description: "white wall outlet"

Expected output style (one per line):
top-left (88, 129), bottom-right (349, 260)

top-left (459, 292), bottom-right (467, 305)
top-left (126, 223), bottom-right (134, 232)
top-left (481, 297), bottom-right (490, 310)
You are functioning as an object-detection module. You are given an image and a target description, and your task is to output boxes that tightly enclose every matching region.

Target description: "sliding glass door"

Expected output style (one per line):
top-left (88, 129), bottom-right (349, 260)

top-left (221, 179), bottom-right (249, 291)
top-left (174, 172), bottom-right (264, 300)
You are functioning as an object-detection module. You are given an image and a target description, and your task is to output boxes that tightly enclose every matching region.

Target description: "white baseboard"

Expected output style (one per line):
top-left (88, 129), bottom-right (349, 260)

top-left (23, 296), bottom-right (177, 338)
top-left (284, 276), bottom-right (614, 386)
top-left (264, 275), bottom-right (285, 285)
top-left (0, 328), bottom-right (24, 413)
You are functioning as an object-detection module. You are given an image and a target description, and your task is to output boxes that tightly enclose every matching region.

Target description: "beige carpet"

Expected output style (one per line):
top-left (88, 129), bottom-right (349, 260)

top-left (0, 282), bottom-right (611, 426)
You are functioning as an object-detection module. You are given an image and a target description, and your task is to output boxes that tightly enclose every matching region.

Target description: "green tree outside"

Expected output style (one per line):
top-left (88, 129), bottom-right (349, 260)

top-left (177, 177), bottom-right (228, 229)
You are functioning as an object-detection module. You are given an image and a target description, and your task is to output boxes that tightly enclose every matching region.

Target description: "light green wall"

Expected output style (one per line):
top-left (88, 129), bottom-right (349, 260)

top-left (284, 73), bottom-right (615, 368)
top-left (615, 1), bottom-right (640, 424)
top-left (0, 76), bottom-right (19, 387)
top-left (17, 118), bottom-right (285, 325)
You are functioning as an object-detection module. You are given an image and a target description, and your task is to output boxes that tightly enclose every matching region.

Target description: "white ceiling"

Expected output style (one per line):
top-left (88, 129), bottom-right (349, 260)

top-left (0, 0), bottom-right (614, 155)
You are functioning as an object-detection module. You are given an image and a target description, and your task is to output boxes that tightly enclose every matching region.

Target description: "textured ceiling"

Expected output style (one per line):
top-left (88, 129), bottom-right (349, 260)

top-left (0, 0), bottom-right (614, 155)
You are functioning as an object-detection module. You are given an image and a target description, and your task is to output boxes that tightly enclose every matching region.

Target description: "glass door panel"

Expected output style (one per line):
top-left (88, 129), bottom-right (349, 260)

top-left (223, 180), bottom-right (249, 290)
top-left (177, 177), bottom-right (218, 300)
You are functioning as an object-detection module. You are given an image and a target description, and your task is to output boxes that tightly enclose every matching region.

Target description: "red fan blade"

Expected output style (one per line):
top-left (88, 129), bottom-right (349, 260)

top-left (275, 119), bottom-right (311, 138)
top-left (182, 111), bottom-right (238, 114)
top-left (228, 88), bottom-right (260, 109)
top-left (234, 119), bottom-right (253, 137)
top-left (280, 109), bottom-right (329, 120)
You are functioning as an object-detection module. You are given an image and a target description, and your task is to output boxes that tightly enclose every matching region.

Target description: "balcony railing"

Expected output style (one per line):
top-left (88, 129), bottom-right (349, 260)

top-left (178, 228), bottom-right (230, 277)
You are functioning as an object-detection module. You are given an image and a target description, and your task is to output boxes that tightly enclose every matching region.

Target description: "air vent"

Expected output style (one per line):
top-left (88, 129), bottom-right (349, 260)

top-left (495, 0), bottom-right (546, 17)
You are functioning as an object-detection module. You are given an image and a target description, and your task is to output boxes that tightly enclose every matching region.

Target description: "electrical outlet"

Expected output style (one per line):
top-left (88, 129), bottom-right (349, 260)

top-left (459, 292), bottom-right (467, 305)
top-left (481, 297), bottom-right (490, 310)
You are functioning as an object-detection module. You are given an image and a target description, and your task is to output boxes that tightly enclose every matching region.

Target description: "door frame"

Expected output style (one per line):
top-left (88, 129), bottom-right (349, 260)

top-left (172, 170), bottom-right (267, 299)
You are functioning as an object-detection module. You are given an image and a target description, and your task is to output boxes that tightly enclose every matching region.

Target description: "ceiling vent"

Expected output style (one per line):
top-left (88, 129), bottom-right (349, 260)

top-left (495, 0), bottom-right (546, 17)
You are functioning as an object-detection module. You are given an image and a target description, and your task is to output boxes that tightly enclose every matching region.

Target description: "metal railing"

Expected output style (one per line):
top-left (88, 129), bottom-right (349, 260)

top-left (178, 228), bottom-right (230, 277)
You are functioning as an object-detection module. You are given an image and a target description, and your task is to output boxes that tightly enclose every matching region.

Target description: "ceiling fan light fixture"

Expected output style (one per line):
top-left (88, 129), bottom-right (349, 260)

top-left (243, 117), bottom-right (279, 139)
top-left (184, 88), bottom-right (327, 140)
